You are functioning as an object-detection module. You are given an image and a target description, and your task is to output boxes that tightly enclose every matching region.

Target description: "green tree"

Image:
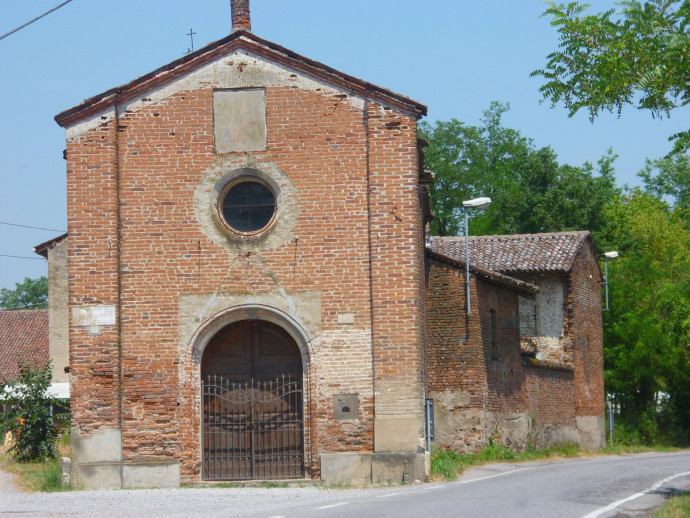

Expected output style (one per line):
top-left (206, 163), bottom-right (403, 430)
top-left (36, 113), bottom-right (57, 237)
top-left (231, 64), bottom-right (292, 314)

top-left (419, 102), bottom-right (620, 238)
top-left (0, 276), bottom-right (48, 310)
top-left (638, 153), bottom-right (690, 225)
top-left (0, 362), bottom-right (63, 462)
top-left (533, 0), bottom-right (690, 155)
top-left (602, 191), bottom-right (690, 443)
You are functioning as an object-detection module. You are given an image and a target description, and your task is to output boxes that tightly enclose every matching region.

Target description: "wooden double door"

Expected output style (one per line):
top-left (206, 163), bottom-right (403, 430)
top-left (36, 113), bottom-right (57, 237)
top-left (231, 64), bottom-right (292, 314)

top-left (201, 320), bottom-right (304, 480)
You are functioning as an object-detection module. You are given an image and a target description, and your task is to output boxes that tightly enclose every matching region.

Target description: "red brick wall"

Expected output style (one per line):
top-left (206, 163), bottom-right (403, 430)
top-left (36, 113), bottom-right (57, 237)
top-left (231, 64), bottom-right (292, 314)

top-left (525, 364), bottom-right (575, 432)
top-left (425, 259), bottom-right (580, 451)
top-left (366, 102), bottom-right (425, 422)
top-left (425, 259), bottom-right (531, 451)
top-left (425, 259), bottom-right (485, 409)
top-left (67, 121), bottom-right (120, 436)
top-left (479, 281), bottom-right (526, 418)
top-left (568, 240), bottom-right (605, 418)
top-left (65, 77), bottom-right (424, 481)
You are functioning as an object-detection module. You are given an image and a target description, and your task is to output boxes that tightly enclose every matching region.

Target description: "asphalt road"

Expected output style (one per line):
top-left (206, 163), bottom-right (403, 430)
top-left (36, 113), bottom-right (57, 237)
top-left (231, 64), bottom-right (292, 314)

top-left (1, 451), bottom-right (688, 518)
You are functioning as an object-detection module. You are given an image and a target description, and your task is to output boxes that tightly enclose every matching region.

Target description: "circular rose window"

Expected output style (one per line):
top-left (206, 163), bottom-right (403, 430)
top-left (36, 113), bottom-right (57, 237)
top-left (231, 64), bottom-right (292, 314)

top-left (219, 180), bottom-right (276, 234)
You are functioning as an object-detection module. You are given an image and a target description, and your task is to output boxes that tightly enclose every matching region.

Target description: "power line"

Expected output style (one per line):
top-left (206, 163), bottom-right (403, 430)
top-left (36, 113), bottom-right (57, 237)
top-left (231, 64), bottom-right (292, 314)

top-left (0, 254), bottom-right (44, 260)
top-left (0, 221), bottom-right (66, 233)
top-left (0, 0), bottom-right (73, 42)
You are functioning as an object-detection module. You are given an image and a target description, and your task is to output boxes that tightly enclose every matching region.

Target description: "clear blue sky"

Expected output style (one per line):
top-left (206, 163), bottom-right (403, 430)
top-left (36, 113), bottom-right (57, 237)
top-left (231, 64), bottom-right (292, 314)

top-left (1, 0), bottom-right (688, 292)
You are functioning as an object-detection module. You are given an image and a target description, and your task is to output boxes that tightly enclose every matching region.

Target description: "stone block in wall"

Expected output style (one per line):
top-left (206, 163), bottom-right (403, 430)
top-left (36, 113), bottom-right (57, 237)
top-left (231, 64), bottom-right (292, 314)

top-left (122, 461), bottom-right (180, 488)
top-left (320, 454), bottom-right (371, 486)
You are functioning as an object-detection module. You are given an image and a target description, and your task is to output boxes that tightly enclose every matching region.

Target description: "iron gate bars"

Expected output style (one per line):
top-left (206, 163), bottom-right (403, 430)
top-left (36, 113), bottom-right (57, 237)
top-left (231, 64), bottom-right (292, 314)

top-left (202, 374), bottom-right (304, 480)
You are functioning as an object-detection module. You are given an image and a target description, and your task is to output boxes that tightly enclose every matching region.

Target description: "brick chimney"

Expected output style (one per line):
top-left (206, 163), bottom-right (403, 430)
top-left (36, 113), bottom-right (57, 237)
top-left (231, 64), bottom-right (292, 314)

top-left (231, 0), bottom-right (251, 32)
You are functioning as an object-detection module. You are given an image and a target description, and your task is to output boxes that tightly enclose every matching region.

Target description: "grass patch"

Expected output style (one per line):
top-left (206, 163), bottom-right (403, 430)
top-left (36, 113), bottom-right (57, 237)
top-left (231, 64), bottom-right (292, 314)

top-left (0, 454), bottom-right (70, 492)
top-left (653, 491), bottom-right (690, 518)
top-left (0, 434), bottom-right (72, 492)
top-left (430, 438), bottom-right (687, 481)
top-left (431, 439), bottom-right (580, 481)
top-left (598, 443), bottom-right (680, 455)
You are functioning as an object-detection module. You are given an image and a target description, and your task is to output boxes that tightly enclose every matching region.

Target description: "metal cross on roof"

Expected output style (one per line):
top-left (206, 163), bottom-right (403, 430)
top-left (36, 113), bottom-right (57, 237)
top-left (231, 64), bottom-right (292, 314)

top-left (187, 28), bottom-right (196, 53)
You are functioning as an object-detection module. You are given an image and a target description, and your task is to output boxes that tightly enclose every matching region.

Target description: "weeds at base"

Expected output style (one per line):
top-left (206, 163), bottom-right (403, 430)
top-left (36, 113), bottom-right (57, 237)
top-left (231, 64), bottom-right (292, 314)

top-left (0, 454), bottom-right (71, 493)
top-left (431, 440), bottom-right (581, 481)
top-left (652, 491), bottom-right (690, 518)
top-left (430, 440), bottom-right (685, 482)
top-left (0, 435), bottom-right (72, 492)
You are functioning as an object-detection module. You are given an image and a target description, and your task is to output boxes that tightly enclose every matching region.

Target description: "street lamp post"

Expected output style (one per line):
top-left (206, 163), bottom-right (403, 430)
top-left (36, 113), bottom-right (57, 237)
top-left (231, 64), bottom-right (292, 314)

top-left (462, 197), bottom-right (491, 315)
top-left (603, 251), bottom-right (619, 311)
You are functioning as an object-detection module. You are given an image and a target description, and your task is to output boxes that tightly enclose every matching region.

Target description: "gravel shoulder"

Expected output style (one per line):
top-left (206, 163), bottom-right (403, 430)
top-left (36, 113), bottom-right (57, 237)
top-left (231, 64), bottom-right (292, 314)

top-left (0, 467), bottom-right (18, 495)
top-left (1, 452), bottom-right (688, 518)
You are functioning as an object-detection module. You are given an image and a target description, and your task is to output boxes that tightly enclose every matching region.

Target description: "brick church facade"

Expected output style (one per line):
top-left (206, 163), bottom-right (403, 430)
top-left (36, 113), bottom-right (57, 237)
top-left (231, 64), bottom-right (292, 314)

top-left (53, 1), bottom-right (604, 488)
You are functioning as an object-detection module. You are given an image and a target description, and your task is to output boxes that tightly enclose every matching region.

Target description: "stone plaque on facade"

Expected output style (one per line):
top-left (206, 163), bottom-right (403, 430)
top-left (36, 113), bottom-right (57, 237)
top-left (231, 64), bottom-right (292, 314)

top-left (213, 88), bottom-right (266, 153)
top-left (333, 394), bottom-right (359, 420)
top-left (72, 305), bottom-right (116, 326)
top-left (337, 312), bottom-right (355, 325)
top-left (72, 305), bottom-right (116, 334)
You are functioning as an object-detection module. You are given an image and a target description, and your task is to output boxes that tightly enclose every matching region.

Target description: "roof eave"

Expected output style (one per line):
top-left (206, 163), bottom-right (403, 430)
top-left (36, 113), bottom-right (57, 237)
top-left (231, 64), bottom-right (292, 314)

top-left (33, 233), bottom-right (68, 259)
top-left (426, 249), bottom-right (539, 295)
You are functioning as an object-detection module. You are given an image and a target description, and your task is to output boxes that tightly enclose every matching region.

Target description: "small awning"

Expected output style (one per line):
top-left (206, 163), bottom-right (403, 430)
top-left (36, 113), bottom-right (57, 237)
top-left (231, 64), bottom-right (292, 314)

top-left (48, 383), bottom-right (70, 399)
top-left (1, 382), bottom-right (70, 401)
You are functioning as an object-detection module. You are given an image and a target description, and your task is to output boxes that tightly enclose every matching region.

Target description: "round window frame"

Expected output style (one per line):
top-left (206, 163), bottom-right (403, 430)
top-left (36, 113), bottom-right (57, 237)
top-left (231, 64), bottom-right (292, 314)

top-left (216, 177), bottom-right (278, 237)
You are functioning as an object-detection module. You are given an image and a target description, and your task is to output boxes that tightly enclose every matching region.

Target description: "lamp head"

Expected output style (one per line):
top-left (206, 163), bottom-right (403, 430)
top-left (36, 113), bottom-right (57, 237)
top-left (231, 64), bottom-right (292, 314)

top-left (462, 197), bottom-right (492, 210)
top-left (604, 251), bottom-right (619, 259)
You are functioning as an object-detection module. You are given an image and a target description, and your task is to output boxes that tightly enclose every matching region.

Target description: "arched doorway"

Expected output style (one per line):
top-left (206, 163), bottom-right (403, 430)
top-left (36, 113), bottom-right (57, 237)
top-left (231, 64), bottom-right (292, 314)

top-left (201, 319), bottom-right (304, 480)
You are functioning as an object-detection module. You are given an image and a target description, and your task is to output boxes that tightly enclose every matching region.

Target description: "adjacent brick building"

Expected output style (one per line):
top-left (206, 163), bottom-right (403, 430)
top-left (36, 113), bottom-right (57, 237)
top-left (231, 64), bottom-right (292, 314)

top-left (430, 231), bottom-right (605, 450)
top-left (53, 1), bottom-right (604, 488)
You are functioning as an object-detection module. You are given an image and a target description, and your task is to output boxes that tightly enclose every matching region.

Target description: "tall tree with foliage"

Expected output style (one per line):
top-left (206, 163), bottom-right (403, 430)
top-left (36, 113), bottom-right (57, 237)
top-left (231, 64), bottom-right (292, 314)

top-left (602, 191), bottom-right (690, 443)
top-left (533, 0), bottom-right (690, 155)
top-left (638, 153), bottom-right (690, 225)
top-left (0, 362), bottom-right (62, 462)
top-left (419, 102), bottom-right (620, 238)
top-left (0, 276), bottom-right (48, 310)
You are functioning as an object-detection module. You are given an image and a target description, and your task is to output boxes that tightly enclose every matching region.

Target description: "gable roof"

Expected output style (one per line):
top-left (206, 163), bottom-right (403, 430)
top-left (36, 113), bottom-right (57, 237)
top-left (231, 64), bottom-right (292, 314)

top-left (55, 30), bottom-right (427, 128)
top-left (0, 310), bottom-right (49, 382)
top-left (34, 233), bottom-right (68, 259)
top-left (426, 249), bottom-right (538, 295)
top-left (430, 231), bottom-right (592, 274)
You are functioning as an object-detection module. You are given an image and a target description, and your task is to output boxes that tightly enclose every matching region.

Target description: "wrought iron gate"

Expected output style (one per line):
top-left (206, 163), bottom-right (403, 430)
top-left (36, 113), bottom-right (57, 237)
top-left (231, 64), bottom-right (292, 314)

top-left (202, 374), bottom-right (304, 480)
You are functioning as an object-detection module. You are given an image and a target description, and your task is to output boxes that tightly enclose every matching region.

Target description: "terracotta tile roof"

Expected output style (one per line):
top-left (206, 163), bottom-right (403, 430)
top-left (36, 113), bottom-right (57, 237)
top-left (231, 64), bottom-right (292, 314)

top-left (0, 310), bottom-right (49, 382)
top-left (426, 249), bottom-right (538, 294)
top-left (430, 231), bottom-right (591, 274)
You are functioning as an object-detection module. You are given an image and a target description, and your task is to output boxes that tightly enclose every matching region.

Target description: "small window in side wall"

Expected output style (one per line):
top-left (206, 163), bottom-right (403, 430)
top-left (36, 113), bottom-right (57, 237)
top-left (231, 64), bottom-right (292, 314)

top-left (490, 309), bottom-right (498, 359)
top-left (213, 89), bottom-right (266, 153)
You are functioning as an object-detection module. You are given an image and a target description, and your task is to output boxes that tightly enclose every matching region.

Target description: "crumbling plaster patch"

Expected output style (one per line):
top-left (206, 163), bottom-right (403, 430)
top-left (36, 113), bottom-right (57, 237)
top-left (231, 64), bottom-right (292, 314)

top-left (65, 46), bottom-right (366, 139)
top-left (437, 388), bottom-right (471, 409)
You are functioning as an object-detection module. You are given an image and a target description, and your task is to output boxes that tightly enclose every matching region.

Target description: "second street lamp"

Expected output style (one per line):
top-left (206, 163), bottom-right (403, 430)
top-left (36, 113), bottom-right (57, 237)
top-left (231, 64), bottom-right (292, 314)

top-left (603, 251), bottom-right (619, 311)
top-left (462, 197), bottom-right (491, 315)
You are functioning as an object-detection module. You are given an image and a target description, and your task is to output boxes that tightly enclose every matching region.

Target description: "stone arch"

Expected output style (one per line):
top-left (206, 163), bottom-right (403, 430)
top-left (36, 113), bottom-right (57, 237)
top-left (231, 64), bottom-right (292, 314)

top-left (189, 303), bottom-right (313, 371)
